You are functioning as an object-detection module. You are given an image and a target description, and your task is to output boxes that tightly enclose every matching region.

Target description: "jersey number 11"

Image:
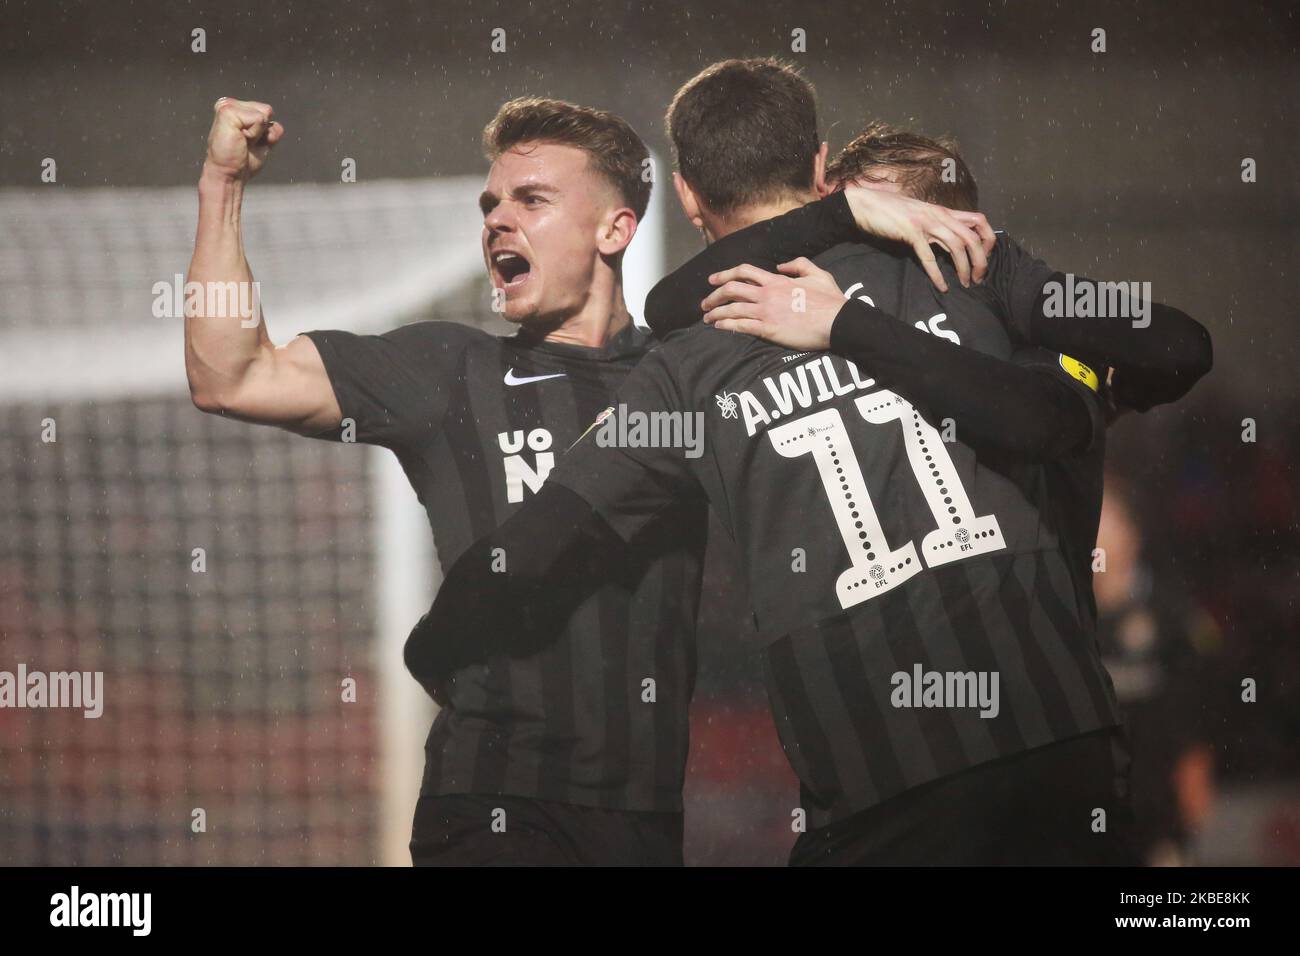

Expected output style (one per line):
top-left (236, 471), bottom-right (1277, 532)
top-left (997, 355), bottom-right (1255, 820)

top-left (768, 390), bottom-right (1005, 610)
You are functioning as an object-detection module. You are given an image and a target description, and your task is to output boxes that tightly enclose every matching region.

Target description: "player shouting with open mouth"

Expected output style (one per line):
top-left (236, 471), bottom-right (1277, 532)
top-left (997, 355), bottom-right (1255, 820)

top-left (184, 95), bottom-right (707, 865)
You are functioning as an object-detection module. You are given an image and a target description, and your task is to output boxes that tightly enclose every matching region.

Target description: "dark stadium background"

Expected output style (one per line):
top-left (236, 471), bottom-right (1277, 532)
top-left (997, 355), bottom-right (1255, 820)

top-left (1, 0), bottom-right (1296, 866)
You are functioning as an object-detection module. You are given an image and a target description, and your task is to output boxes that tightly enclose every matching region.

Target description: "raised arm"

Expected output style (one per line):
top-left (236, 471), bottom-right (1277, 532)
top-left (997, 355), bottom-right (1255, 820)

top-left (185, 97), bottom-right (342, 435)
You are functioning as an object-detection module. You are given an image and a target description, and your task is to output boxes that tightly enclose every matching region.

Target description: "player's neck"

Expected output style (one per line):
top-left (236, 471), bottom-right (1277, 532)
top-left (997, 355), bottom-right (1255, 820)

top-left (541, 272), bottom-right (632, 349)
top-left (703, 193), bottom-right (815, 242)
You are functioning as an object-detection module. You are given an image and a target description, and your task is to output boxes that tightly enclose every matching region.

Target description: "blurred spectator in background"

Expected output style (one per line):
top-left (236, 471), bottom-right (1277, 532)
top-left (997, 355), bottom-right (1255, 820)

top-left (1095, 471), bottom-right (1223, 865)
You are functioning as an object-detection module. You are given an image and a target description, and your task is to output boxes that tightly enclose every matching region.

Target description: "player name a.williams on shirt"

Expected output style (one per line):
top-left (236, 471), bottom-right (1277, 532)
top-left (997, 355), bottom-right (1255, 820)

top-left (715, 352), bottom-right (878, 436)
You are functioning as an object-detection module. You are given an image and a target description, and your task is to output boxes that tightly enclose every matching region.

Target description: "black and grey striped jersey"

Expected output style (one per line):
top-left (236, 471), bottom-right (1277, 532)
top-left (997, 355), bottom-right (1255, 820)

top-left (1011, 351), bottom-right (1110, 631)
top-left (551, 245), bottom-right (1121, 827)
top-left (304, 321), bottom-right (704, 813)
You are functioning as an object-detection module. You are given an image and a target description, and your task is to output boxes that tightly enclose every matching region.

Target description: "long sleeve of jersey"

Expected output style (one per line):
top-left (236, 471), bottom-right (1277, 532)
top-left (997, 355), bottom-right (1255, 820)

top-left (644, 192), bottom-right (1212, 411)
top-left (643, 196), bottom-right (1104, 460)
top-left (1028, 280), bottom-right (1212, 411)
top-left (975, 239), bottom-right (1213, 412)
top-left (829, 298), bottom-right (1102, 461)
top-left (403, 482), bottom-right (621, 700)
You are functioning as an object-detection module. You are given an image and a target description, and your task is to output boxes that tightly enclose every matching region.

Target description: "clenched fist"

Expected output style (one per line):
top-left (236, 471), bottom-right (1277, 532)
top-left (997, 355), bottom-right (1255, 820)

top-left (204, 97), bottom-right (283, 182)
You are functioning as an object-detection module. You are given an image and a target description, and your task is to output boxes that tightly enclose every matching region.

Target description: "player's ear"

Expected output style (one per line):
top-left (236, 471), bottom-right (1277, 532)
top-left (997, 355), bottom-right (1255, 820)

top-left (597, 206), bottom-right (638, 257)
top-left (813, 142), bottom-right (829, 196)
top-left (673, 172), bottom-right (705, 232)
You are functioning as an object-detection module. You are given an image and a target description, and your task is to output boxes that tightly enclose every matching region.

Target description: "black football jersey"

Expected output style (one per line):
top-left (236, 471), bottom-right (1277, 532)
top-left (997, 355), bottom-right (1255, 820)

top-left (553, 247), bottom-right (1120, 826)
top-left (305, 321), bottom-right (705, 813)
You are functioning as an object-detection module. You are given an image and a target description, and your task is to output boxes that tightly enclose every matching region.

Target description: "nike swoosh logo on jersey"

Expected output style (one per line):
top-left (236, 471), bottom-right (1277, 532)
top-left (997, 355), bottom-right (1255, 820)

top-left (504, 368), bottom-right (568, 386)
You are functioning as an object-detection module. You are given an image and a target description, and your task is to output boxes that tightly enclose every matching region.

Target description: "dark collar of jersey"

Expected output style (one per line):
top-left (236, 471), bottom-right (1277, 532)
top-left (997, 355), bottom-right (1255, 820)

top-left (507, 320), bottom-right (650, 362)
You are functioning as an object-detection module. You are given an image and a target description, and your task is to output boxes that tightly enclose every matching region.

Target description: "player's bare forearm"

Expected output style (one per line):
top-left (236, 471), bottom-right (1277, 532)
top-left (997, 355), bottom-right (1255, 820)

top-left (183, 98), bottom-right (341, 433)
top-left (185, 167), bottom-right (270, 411)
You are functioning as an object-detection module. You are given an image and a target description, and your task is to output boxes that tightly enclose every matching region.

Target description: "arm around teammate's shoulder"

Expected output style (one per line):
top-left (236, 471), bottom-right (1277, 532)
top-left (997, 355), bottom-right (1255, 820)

top-left (827, 300), bottom-right (1101, 461)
